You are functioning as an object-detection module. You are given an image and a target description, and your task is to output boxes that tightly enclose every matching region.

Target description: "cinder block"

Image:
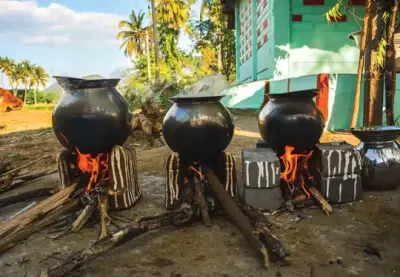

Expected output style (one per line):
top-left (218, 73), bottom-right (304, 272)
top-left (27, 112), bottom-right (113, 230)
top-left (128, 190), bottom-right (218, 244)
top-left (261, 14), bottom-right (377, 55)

top-left (244, 186), bottom-right (283, 211)
top-left (242, 148), bottom-right (280, 188)
top-left (311, 141), bottom-right (362, 177)
top-left (317, 174), bottom-right (362, 204)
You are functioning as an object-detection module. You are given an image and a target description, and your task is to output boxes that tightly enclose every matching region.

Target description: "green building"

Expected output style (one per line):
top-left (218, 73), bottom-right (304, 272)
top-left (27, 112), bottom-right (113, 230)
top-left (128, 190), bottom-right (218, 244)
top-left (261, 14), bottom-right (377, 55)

top-left (220, 0), bottom-right (400, 131)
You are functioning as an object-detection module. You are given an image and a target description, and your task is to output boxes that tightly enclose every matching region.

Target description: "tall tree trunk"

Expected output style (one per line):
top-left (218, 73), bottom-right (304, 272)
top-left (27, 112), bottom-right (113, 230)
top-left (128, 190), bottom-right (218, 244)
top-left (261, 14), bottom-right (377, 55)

top-left (13, 82), bottom-right (18, 95)
top-left (0, 73), bottom-right (4, 88)
top-left (368, 1), bottom-right (386, 126)
top-left (384, 0), bottom-right (398, 126)
top-left (363, 3), bottom-right (374, 126)
top-left (145, 29), bottom-right (152, 82)
top-left (351, 0), bottom-right (372, 128)
top-left (23, 86), bottom-right (27, 105)
top-left (34, 87), bottom-right (37, 105)
top-left (150, 0), bottom-right (160, 83)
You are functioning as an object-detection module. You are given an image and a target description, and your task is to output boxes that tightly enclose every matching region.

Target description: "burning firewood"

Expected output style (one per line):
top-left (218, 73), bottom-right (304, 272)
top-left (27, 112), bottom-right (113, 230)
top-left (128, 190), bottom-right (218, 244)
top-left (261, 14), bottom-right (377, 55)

top-left (279, 146), bottom-right (332, 215)
top-left (164, 152), bottom-right (286, 269)
top-left (57, 145), bottom-right (141, 239)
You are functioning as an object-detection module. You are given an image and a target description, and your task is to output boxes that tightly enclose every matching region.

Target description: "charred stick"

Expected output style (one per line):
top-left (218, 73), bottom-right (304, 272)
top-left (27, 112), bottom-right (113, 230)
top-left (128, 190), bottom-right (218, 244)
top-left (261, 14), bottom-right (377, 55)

top-left (308, 187), bottom-right (332, 215)
top-left (0, 198), bottom-right (80, 252)
top-left (203, 165), bottom-right (270, 269)
top-left (98, 194), bottom-right (110, 239)
top-left (236, 203), bottom-right (287, 262)
top-left (0, 162), bottom-right (11, 175)
top-left (71, 204), bottom-right (96, 233)
top-left (40, 204), bottom-right (194, 277)
top-left (0, 171), bottom-right (57, 193)
top-left (0, 156), bottom-right (48, 179)
top-left (0, 187), bottom-right (57, 209)
top-left (193, 177), bottom-right (212, 227)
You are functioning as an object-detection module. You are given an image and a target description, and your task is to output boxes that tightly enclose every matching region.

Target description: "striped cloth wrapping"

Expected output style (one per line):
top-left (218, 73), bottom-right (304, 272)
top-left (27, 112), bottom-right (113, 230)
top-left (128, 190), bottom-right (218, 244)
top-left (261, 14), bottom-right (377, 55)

top-left (164, 152), bottom-right (181, 211)
top-left (56, 149), bottom-right (78, 190)
top-left (108, 145), bottom-right (141, 210)
top-left (164, 152), bottom-right (237, 211)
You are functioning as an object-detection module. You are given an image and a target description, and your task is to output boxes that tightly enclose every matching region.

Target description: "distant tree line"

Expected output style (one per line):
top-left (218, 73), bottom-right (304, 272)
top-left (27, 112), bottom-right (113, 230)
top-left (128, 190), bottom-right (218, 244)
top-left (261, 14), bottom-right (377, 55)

top-left (0, 57), bottom-right (49, 105)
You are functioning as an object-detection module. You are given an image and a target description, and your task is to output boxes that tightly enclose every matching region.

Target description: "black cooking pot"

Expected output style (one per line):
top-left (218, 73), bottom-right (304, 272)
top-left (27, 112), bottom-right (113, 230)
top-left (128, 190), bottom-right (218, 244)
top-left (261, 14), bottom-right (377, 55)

top-left (258, 89), bottom-right (325, 154)
top-left (351, 126), bottom-right (400, 190)
top-left (162, 95), bottom-right (234, 161)
top-left (52, 76), bottom-right (132, 155)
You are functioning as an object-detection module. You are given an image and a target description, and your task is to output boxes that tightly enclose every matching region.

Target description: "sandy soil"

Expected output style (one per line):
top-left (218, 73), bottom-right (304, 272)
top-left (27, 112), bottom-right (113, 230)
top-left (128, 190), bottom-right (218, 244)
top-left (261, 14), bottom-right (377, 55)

top-left (0, 110), bottom-right (399, 277)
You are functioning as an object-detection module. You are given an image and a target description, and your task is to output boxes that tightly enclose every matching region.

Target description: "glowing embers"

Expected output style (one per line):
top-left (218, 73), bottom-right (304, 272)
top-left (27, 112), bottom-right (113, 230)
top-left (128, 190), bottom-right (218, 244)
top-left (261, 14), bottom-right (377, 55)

top-left (280, 145), bottom-right (313, 198)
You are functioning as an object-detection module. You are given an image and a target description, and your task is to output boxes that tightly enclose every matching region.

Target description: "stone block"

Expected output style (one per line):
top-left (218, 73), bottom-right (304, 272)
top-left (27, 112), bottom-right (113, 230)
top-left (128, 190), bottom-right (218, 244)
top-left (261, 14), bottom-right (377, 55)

top-left (311, 141), bottom-right (362, 177)
top-left (317, 174), bottom-right (362, 204)
top-left (243, 186), bottom-right (283, 211)
top-left (241, 148), bottom-right (280, 188)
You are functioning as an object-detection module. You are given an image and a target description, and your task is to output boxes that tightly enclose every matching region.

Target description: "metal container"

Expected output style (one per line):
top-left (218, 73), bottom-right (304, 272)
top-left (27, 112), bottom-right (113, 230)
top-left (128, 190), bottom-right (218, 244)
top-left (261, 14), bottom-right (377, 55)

top-left (258, 89), bottom-right (325, 155)
top-left (52, 76), bottom-right (132, 155)
top-left (351, 126), bottom-right (400, 190)
top-left (162, 95), bottom-right (234, 161)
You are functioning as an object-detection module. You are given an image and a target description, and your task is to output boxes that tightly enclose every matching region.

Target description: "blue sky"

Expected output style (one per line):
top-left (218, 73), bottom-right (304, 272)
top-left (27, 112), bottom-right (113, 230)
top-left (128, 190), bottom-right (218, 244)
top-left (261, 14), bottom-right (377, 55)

top-left (0, 0), bottom-right (201, 88)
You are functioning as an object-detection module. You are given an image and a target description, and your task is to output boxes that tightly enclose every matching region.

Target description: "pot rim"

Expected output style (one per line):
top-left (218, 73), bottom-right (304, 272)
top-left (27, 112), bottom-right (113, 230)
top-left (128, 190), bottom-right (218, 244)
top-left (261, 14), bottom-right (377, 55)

top-left (268, 89), bottom-right (319, 99)
top-left (53, 76), bottom-right (120, 90)
top-left (350, 126), bottom-right (400, 132)
top-left (169, 94), bottom-right (225, 103)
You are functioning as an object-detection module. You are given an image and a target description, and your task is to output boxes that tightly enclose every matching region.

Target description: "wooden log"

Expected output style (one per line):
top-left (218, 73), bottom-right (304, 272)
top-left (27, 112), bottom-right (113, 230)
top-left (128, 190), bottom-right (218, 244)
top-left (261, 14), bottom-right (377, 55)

top-left (203, 165), bottom-right (271, 269)
top-left (0, 187), bottom-right (56, 209)
top-left (236, 203), bottom-right (287, 262)
top-left (0, 183), bottom-right (78, 252)
top-left (131, 113), bottom-right (141, 130)
top-left (40, 204), bottom-right (194, 277)
top-left (0, 198), bottom-right (80, 252)
top-left (193, 177), bottom-right (212, 227)
top-left (139, 114), bottom-right (153, 135)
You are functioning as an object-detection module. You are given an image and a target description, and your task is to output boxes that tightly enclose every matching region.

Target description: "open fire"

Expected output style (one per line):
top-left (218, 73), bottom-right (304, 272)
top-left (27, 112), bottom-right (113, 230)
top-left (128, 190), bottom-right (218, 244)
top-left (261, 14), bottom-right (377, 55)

top-left (280, 145), bottom-right (313, 199)
top-left (60, 131), bottom-right (110, 192)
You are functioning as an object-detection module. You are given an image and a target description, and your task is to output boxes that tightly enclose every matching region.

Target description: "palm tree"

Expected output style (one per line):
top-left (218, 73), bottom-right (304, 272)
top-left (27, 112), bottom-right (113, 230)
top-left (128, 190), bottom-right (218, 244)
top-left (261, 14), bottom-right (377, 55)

top-left (157, 0), bottom-right (194, 30)
top-left (116, 10), bottom-right (147, 57)
top-left (31, 66), bottom-right (49, 105)
top-left (151, 0), bottom-right (161, 83)
top-left (20, 60), bottom-right (35, 105)
top-left (0, 57), bottom-right (16, 92)
top-left (10, 63), bottom-right (25, 95)
top-left (200, 0), bottom-right (224, 71)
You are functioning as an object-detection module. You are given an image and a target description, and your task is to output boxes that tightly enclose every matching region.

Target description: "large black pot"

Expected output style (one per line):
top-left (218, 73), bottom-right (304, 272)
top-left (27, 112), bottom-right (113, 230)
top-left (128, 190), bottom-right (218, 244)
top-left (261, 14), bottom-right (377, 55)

top-left (351, 126), bottom-right (400, 190)
top-left (52, 76), bottom-right (132, 155)
top-left (162, 95), bottom-right (234, 161)
top-left (258, 89), bottom-right (325, 154)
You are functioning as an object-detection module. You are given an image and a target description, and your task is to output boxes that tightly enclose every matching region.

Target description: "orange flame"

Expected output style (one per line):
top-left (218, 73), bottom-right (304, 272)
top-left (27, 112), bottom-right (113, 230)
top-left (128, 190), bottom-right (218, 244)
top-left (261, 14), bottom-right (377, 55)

top-left (280, 146), bottom-right (313, 198)
top-left (76, 148), bottom-right (109, 191)
top-left (59, 132), bottom-right (109, 191)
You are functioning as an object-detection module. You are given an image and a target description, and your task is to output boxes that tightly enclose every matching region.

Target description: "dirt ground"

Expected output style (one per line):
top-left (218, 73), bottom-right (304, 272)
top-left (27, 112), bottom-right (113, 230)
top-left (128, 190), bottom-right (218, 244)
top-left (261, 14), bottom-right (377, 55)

top-left (0, 110), bottom-right (399, 277)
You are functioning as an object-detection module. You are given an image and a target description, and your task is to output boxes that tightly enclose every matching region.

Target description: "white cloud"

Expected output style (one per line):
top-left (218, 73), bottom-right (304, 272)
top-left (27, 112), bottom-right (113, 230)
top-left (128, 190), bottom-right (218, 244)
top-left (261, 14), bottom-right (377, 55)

top-left (0, 0), bottom-right (124, 46)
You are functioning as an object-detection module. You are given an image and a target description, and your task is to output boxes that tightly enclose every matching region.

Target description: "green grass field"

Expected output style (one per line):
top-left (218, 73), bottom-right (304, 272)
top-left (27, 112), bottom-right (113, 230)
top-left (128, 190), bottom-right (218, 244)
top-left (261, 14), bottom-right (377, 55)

top-left (24, 103), bottom-right (55, 111)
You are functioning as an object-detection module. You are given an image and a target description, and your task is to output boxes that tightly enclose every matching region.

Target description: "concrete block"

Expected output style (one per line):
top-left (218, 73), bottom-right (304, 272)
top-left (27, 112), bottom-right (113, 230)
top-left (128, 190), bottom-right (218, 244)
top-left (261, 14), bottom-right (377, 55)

top-left (243, 186), bottom-right (283, 211)
top-left (317, 174), bottom-right (362, 204)
top-left (312, 141), bottom-right (362, 177)
top-left (242, 148), bottom-right (280, 188)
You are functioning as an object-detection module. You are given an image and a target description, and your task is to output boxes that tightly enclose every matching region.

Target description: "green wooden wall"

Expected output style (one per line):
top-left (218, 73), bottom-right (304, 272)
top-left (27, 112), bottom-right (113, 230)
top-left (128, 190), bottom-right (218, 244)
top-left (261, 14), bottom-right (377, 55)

top-left (236, 0), bottom-right (365, 83)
